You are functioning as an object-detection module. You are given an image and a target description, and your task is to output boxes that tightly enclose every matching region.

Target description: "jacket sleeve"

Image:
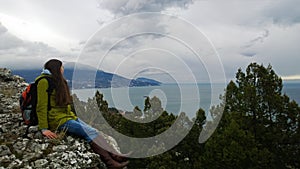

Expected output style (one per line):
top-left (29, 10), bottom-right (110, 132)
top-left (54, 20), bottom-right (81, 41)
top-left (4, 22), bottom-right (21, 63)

top-left (36, 78), bottom-right (49, 130)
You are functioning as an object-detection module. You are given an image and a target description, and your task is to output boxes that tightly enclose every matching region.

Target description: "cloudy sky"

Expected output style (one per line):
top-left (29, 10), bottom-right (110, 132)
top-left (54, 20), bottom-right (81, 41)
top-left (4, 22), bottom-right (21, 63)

top-left (0, 0), bottom-right (299, 83)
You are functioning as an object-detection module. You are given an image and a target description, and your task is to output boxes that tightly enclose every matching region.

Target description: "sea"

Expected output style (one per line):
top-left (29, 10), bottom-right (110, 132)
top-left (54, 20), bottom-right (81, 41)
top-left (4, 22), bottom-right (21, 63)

top-left (72, 83), bottom-right (300, 117)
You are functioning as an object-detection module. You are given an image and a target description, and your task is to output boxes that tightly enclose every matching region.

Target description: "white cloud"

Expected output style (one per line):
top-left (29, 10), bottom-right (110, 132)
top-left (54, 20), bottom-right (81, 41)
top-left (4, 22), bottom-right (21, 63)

top-left (282, 75), bottom-right (300, 81)
top-left (179, 1), bottom-right (300, 81)
top-left (98, 0), bottom-right (194, 16)
top-left (0, 13), bottom-right (78, 52)
top-left (77, 13), bottom-right (224, 83)
top-left (263, 0), bottom-right (300, 25)
top-left (0, 0), bottom-right (299, 83)
top-left (0, 27), bottom-right (23, 50)
top-left (0, 22), bottom-right (68, 69)
top-left (0, 23), bottom-right (7, 34)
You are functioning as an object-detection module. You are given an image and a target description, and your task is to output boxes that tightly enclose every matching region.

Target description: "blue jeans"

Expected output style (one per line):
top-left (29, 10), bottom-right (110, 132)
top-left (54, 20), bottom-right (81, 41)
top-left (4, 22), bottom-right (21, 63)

top-left (58, 118), bottom-right (98, 142)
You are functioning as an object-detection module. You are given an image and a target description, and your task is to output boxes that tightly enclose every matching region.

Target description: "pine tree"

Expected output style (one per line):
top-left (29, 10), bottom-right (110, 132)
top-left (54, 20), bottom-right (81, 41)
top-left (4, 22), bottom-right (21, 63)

top-left (202, 63), bottom-right (300, 168)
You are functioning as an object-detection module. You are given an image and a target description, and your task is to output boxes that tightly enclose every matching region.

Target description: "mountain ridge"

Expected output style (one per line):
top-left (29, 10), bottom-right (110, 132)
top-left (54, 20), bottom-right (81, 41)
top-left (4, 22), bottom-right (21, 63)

top-left (12, 62), bottom-right (161, 89)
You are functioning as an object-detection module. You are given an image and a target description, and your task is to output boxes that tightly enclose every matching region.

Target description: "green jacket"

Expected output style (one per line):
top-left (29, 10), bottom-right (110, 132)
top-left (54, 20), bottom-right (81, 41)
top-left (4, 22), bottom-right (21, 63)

top-left (36, 74), bottom-right (77, 131)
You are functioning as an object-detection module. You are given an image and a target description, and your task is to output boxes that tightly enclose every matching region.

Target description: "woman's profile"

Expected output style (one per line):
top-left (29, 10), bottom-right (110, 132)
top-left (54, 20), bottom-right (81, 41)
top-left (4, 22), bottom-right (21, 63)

top-left (36, 59), bottom-right (129, 168)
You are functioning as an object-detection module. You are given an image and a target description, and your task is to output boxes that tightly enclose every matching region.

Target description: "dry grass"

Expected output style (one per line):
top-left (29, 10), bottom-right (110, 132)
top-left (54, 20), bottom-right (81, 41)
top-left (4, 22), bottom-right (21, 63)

top-left (56, 127), bottom-right (68, 140)
top-left (46, 128), bottom-right (68, 146)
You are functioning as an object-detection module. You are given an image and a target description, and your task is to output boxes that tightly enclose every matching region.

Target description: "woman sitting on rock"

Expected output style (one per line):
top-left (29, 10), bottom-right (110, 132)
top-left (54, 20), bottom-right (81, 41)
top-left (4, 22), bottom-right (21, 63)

top-left (36, 59), bottom-right (129, 168)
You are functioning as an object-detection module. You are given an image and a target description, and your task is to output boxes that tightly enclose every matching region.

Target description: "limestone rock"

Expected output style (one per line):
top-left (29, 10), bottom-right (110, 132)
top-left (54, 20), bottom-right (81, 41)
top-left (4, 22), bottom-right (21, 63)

top-left (0, 68), bottom-right (108, 169)
top-left (0, 145), bottom-right (11, 156)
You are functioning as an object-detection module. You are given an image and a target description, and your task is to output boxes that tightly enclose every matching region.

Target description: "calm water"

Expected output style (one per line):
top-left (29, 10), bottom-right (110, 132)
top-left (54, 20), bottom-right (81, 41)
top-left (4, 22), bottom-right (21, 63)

top-left (73, 83), bottom-right (299, 117)
top-left (282, 83), bottom-right (300, 104)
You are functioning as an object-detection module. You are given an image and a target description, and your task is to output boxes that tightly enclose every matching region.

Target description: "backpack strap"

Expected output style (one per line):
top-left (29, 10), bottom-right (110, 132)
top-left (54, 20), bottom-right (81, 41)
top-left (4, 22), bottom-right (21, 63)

top-left (45, 77), bottom-right (55, 111)
top-left (35, 76), bottom-right (55, 111)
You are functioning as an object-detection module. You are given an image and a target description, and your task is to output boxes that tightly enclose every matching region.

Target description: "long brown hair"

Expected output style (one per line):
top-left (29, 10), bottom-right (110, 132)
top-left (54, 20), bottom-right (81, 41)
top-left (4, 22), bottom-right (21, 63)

top-left (44, 59), bottom-right (71, 106)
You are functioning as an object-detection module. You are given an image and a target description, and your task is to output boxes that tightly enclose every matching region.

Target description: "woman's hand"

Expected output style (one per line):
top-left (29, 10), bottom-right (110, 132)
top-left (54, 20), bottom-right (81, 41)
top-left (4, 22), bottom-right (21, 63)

top-left (42, 130), bottom-right (58, 139)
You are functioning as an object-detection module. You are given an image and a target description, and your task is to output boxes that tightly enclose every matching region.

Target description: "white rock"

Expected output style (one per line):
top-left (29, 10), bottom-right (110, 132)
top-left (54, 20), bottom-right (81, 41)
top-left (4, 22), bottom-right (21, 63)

top-left (41, 143), bottom-right (49, 151)
top-left (50, 161), bottom-right (61, 168)
top-left (86, 159), bottom-right (92, 164)
top-left (52, 145), bottom-right (68, 152)
top-left (8, 159), bottom-right (23, 168)
top-left (70, 159), bottom-right (77, 165)
top-left (34, 159), bottom-right (48, 168)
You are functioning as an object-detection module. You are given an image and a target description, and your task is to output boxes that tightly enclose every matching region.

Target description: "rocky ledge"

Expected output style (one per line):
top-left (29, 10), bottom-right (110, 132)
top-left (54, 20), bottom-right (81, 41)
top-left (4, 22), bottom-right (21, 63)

top-left (0, 68), bottom-right (108, 169)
